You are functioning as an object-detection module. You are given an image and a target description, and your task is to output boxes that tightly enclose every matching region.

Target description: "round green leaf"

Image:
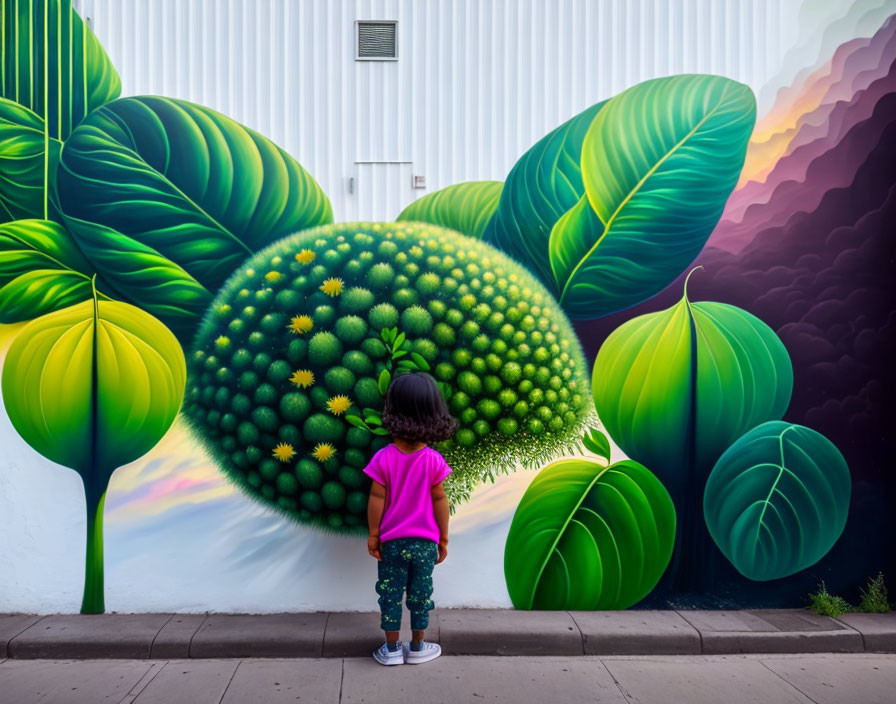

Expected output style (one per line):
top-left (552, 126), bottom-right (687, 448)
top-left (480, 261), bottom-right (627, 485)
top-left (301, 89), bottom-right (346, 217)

top-left (1, 0), bottom-right (121, 141)
top-left (397, 181), bottom-right (503, 239)
top-left (1, 296), bottom-right (186, 483)
top-left (504, 458), bottom-right (675, 610)
top-left (486, 75), bottom-right (756, 319)
top-left (592, 278), bottom-right (793, 497)
top-left (704, 421), bottom-right (851, 581)
top-left (0, 219), bottom-right (104, 321)
top-left (55, 96), bottom-right (334, 338)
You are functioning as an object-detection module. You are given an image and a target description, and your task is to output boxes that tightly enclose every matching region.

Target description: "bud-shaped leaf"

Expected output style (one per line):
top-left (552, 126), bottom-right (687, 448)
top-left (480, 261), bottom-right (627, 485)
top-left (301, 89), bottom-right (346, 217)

top-left (592, 272), bottom-right (793, 494)
top-left (2, 296), bottom-right (186, 481)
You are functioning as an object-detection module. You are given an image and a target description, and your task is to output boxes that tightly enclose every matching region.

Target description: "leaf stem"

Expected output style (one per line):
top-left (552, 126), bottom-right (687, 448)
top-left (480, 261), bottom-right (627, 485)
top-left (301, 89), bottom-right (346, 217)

top-left (682, 266), bottom-right (704, 301)
top-left (80, 486), bottom-right (106, 614)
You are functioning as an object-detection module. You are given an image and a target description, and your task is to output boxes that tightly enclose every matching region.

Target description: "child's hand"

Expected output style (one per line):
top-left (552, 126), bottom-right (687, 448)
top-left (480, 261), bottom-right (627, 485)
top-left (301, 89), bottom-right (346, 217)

top-left (437, 538), bottom-right (448, 564)
top-left (368, 535), bottom-right (382, 561)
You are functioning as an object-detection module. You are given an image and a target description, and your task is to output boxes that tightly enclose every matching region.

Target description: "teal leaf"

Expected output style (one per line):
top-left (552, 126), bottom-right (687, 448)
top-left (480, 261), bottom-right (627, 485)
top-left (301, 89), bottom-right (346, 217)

top-left (504, 458), bottom-right (675, 609)
top-left (704, 421), bottom-right (851, 581)
top-left (398, 181), bottom-right (503, 239)
top-left (486, 75), bottom-right (756, 319)
top-left (55, 96), bottom-right (333, 339)
top-left (485, 102), bottom-right (604, 287)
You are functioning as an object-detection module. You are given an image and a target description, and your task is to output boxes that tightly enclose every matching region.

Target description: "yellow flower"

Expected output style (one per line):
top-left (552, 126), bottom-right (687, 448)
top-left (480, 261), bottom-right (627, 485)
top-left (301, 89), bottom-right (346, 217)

top-left (272, 443), bottom-right (296, 462)
top-left (312, 443), bottom-right (336, 462)
top-left (290, 369), bottom-right (314, 388)
top-left (320, 278), bottom-right (344, 297)
top-left (326, 395), bottom-right (352, 415)
top-left (295, 249), bottom-right (316, 264)
top-left (288, 315), bottom-right (313, 334)
top-left (265, 270), bottom-right (282, 283)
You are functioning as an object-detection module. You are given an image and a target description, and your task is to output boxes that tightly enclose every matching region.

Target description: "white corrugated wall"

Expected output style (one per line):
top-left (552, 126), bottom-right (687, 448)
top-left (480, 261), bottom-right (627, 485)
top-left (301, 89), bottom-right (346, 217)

top-left (71, 0), bottom-right (796, 222)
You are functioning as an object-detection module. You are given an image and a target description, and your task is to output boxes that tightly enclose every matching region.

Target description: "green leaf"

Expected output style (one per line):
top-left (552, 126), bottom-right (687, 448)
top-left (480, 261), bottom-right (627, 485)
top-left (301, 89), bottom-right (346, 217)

top-left (393, 331), bottom-right (406, 351)
top-left (377, 368), bottom-right (391, 396)
top-left (0, 98), bottom-right (62, 221)
top-left (57, 212), bottom-right (213, 340)
top-left (1, 0), bottom-right (121, 141)
top-left (592, 273), bottom-right (793, 500)
top-left (486, 75), bottom-right (756, 319)
top-left (504, 458), bottom-right (675, 609)
top-left (396, 359), bottom-right (417, 371)
top-left (704, 421), bottom-right (851, 581)
top-left (345, 414), bottom-right (370, 431)
top-left (397, 181), bottom-right (503, 239)
top-left (581, 427), bottom-right (611, 462)
top-left (364, 414), bottom-right (382, 427)
top-left (0, 218), bottom-right (105, 321)
top-left (485, 102), bottom-right (604, 287)
top-left (55, 96), bottom-right (333, 339)
top-left (370, 427), bottom-right (390, 436)
top-left (410, 352), bottom-right (430, 371)
top-left (392, 349), bottom-right (408, 360)
top-left (1, 295), bottom-right (186, 477)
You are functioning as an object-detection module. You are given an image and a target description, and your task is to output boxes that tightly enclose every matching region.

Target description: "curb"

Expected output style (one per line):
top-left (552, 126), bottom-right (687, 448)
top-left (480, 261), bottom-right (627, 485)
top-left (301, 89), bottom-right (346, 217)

top-left (2, 609), bottom-right (894, 659)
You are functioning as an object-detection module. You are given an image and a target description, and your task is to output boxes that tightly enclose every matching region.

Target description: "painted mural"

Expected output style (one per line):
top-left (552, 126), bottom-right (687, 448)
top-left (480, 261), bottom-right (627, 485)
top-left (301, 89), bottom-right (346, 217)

top-left (0, 1), bottom-right (892, 615)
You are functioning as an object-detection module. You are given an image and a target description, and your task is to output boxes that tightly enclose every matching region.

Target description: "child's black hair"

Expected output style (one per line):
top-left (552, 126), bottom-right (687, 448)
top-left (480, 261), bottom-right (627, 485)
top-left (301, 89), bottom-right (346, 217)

top-left (381, 372), bottom-right (458, 444)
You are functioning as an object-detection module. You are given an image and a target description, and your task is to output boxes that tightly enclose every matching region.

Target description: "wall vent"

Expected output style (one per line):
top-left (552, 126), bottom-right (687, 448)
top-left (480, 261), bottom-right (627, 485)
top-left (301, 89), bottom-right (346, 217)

top-left (356, 21), bottom-right (398, 61)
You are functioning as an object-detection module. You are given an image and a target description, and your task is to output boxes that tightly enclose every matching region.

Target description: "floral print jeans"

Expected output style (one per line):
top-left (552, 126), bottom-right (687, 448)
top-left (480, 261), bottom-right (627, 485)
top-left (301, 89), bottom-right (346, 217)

top-left (375, 537), bottom-right (438, 631)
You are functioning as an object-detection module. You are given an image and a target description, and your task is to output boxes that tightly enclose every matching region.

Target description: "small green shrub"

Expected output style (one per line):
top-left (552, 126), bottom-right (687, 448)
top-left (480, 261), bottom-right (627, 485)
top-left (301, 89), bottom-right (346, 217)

top-left (857, 573), bottom-right (890, 613)
top-left (807, 581), bottom-right (851, 618)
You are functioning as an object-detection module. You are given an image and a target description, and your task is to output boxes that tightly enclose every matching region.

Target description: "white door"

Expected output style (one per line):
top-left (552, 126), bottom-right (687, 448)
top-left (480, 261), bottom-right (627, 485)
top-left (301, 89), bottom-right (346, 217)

top-left (352, 162), bottom-right (416, 222)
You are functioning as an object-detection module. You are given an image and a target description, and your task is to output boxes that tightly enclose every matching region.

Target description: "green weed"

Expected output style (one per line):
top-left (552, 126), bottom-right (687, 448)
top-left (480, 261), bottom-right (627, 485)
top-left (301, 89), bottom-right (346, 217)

top-left (808, 581), bottom-right (851, 618)
top-left (857, 573), bottom-right (890, 613)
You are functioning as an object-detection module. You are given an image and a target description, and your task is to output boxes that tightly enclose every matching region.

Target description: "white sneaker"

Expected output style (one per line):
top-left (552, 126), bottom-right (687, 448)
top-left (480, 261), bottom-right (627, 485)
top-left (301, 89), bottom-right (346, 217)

top-left (403, 641), bottom-right (441, 664)
top-left (372, 641), bottom-right (405, 666)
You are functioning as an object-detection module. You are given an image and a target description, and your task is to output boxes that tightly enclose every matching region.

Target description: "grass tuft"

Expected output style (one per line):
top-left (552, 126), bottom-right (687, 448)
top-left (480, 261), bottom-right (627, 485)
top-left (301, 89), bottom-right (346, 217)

top-left (857, 572), bottom-right (890, 613)
top-left (807, 581), bottom-right (851, 618)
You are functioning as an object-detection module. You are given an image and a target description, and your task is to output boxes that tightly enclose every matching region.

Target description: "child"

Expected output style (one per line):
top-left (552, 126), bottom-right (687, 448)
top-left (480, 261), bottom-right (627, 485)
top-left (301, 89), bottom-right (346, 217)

top-left (364, 371), bottom-right (457, 665)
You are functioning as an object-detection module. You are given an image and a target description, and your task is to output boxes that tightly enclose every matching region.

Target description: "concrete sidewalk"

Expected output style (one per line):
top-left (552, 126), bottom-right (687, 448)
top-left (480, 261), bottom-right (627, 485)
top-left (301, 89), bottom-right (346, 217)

top-left (1, 653), bottom-right (895, 703)
top-left (2, 610), bottom-right (894, 659)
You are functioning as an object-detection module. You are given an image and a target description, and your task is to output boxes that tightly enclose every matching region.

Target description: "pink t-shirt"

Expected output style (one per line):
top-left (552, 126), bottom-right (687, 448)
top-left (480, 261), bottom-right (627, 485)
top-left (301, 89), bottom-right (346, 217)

top-left (363, 444), bottom-right (452, 543)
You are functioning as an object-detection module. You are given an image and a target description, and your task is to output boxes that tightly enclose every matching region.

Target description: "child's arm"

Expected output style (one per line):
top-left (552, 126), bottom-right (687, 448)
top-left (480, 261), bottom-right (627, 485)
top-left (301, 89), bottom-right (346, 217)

top-left (367, 480), bottom-right (386, 560)
top-left (431, 482), bottom-right (450, 564)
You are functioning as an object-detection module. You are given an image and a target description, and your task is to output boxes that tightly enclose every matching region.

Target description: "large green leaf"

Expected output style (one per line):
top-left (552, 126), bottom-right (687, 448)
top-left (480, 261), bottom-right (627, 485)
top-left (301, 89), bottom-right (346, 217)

top-left (2, 294), bottom-right (186, 476)
top-left (55, 96), bottom-right (334, 338)
top-left (1, 0), bottom-right (121, 141)
top-left (486, 75), bottom-right (756, 319)
top-left (592, 275), bottom-right (793, 499)
top-left (504, 458), bottom-right (675, 610)
top-left (0, 218), bottom-right (106, 321)
top-left (0, 98), bottom-right (61, 221)
top-left (484, 102), bottom-right (605, 286)
top-left (397, 181), bottom-right (503, 239)
top-left (704, 421), bottom-right (851, 581)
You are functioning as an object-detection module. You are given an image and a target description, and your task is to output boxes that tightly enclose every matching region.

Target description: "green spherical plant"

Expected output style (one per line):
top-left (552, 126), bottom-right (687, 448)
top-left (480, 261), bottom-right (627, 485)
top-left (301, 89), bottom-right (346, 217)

top-left (184, 222), bottom-right (592, 534)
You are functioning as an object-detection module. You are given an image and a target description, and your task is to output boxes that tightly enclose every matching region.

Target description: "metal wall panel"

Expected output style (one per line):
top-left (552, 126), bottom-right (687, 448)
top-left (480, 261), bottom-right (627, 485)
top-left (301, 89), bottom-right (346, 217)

top-left (72, 0), bottom-right (796, 222)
